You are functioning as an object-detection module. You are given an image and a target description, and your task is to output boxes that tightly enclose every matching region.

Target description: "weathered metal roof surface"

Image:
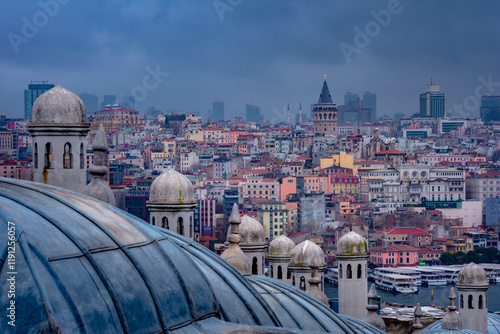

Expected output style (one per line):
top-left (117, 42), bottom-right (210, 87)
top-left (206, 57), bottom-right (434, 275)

top-left (0, 178), bottom-right (380, 333)
top-left (248, 276), bottom-right (385, 334)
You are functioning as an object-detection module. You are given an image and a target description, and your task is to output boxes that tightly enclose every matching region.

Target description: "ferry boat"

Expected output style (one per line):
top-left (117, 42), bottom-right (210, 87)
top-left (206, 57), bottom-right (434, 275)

top-left (326, 267), bottom-right (338, 285)
top-left (373, 273), bottom-right (419, 294)
top-left (371, 267), bottom-right (422, 286)
top-left (480, 264), bottom-right (500, 284)
top-left (431, 266), bottom-right (462, 284)
top-left (410, 267), bottom-right (447, 286)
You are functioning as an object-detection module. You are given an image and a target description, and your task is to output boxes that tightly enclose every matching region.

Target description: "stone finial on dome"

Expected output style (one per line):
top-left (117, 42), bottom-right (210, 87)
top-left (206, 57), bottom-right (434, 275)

top-left (457, 262), bottom-right (488, 286)
top-left (362, 284), bottom-right (385, 331)
top-left (289, 240), bottom-right (325, 267)
top-left (336, 231), bottom-right (368, 257)
top-left (221, 204), bottom-right (250, 276)
top-left (82, 125), bottom-right (115, 205)
top-left (412, 303), bottom-right (424, 334)
top-left (149, 169), bottom-right (195, 204)
top-left (441, 287), bottom-right (461, 330)
top-left (31, 85), bottom-right (87, 125)
top-left (269, 235), bottom-right (295, 257)
top-left (307, 258), bottom-right (329, 305)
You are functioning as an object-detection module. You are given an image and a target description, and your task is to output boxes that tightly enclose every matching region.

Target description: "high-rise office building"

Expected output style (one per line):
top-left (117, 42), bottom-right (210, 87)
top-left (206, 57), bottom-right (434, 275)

top-left (420, 84), bottom-right (446, 118)
top-left (363, 92), bottom-right (377, 117)
top-left (79, 93), bottom-right (99, 115)
top-left (480, 95), bottom-right (500, 121)
top-left (101, 95), bottom-right (116, 109)
top-left (24, 82), bottom-right (55, 119)
top-left (344, 92), bottom-right (359, 105)
top-left (212, 102), bottom-right (224, 122)
top-left (246, 104), bottom-right (263, 123)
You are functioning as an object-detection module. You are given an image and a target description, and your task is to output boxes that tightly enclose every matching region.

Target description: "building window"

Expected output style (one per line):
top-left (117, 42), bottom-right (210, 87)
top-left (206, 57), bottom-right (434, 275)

top-left (80, 143), bottom-right (85, 169)
top-left (63, 143), bottom-right (72, 169)
top-left (347, 264), bottom-right (352, 279)
top-left (468, 295), bottom-right (474, 309)
top-left (44, 142), bottom-right (53, 169)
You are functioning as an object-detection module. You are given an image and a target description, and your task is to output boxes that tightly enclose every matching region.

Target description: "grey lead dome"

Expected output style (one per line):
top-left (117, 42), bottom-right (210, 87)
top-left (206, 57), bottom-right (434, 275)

top-left (336, 231), bottom-right (369, 256)
top-left (149, 169), bottom-right (195, 203)
top-left (31, 85), bottom-right (87, 125)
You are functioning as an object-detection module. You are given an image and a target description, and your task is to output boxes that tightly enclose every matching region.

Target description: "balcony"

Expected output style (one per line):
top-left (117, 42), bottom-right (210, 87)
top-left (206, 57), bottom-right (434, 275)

top-left (408, 185), bottom-right (422, 194)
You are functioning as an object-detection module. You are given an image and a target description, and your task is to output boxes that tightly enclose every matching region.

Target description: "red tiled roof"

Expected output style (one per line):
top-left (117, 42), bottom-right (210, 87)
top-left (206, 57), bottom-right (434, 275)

top-left (375, 149), bottom-right (406, 155)
top-left (370, 245), bottom-right (419, 251)
top-left (374, 228), bottom-right (431, 237)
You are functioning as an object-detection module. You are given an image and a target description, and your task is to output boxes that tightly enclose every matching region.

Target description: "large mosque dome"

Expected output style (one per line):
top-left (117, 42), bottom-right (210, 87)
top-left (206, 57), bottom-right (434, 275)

top-left (149, 169), bottom-right (195, 204)
top-left (0, 178), bottom-right (383, 333)
top-left (31, 85), bottom-right (87, 125)
top-left (268, 235), bottom-right (295, 257)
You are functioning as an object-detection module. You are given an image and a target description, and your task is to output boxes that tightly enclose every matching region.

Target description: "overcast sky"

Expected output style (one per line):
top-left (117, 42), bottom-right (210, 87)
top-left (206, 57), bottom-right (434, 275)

top-left (1, 0), bottom-right (499, 121)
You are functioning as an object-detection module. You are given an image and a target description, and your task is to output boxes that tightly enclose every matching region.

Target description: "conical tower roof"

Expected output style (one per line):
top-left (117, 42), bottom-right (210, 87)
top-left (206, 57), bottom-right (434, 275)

top-left (317, 77), bottom-right (333, 104)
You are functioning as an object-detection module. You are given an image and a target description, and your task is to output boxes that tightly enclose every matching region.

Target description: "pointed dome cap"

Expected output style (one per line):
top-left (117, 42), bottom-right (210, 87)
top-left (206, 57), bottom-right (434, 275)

top-left (289, 240), bottom-right (325, 267)
top-left (336, 231), bottom-right (369, 256)
top-left (31, 85), bottom-right (87, 125)
top-left (457, 262), bottom-right (488, 286)
top-left (269, 235), bottom-right (295, 257)
top-left (149, 169), bottom-right (195, 203)
top-left (317, 77), bottom-right (334, 104)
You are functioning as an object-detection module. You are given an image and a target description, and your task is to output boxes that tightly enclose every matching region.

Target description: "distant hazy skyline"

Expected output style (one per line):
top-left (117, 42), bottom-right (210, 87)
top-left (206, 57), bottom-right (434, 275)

top-left (1, 0), bottom-right (499, 121)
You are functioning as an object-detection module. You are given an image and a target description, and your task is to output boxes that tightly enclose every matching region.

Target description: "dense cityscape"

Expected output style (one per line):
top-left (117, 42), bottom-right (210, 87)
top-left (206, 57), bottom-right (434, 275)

top-left (1, 1), bottom-right (500, 333)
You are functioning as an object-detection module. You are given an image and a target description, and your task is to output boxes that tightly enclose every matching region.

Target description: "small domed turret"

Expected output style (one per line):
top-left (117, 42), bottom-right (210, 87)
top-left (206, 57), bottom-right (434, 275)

top-left (149, 169), bottom-right (195, 204)
top-left (457, 262), bottom-right (488, 286)
top-left (289, 240), bottom-right (325, 267)
top-left (269, 235), bottom-right (295, 257)
top-left (336, 231), bottom-right (368, 256)
top-left (31, 85), bottom-right (87, 125)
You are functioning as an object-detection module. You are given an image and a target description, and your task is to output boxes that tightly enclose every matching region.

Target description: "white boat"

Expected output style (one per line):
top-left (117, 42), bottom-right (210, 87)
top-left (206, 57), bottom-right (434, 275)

top-left (373, 273), bottom-right (419, 294)
top-left (409, 267), bottom-right (447, 286)
top-left (371, 267), bottom-right (422, 286)
top-left (430, 266), bottom-right (462, 285)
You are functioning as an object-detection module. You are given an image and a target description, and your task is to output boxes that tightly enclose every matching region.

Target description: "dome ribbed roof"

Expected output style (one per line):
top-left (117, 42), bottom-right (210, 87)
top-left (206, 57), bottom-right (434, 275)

top-left (0, 178), bottom-right (384, 333)
top-left (269, 235), bottom-right (295, 257)
top-left (457, 262), bottom-right (488, 286)
top-left (31, 85), bottom-right (87, 125)
top-left (336, 231), bottom-right (368, 256)
top-left (227, 215), bottom-right (266, 244)
top-left (289, 240), bottom-right (325, 267)
top-left (149, 169), bottom-right (195, 203)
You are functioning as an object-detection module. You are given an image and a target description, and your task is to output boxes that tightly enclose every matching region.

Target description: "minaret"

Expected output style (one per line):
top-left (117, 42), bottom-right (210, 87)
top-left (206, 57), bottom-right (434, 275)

top-left (82, 125), bottom-right (115, 205)
top-left (382, 227), bottom-right (388, 251)
top-left (456, 262), bottom-right (489, 333)
top-left (287, 103), bottom-right (290, 126)
top-left (412, 304), bottom-right (424, 334)
top-left (299, 102), bottom-right (302, 123)
top-left (28, 86), bottom-right (90, 192)
top-left (336, 231), bottom-right (369, 320)
top-left (440, 287), bottom-right (461, 331)
top-left (313, 73), bottom-right (338, 138)
top-left (221, 204), bottom-right (250, 275)
top-left (268, 235), bottom-right (295, 284)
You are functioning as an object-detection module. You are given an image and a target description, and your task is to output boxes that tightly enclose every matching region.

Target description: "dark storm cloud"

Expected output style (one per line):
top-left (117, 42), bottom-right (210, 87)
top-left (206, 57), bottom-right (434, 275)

top-left (0, 0), bottom-right (499, 120)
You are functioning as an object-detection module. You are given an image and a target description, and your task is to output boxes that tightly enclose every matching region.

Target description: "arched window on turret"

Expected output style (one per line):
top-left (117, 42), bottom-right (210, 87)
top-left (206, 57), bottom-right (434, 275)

top-left (479, 295), bottom-right (484, 309)
top-left (300, 276), bottom-right (306, 291)
top-left (178, 217), bottom-right (184, 235)
top-left (152, 217), bottom-right (155, 226)
top-left (34, 143), bottom-right (38, 169)
top-left (252, 257), bottom-right (258, 275)
top-left (347, 264), bottom-right (352, 279)
top-left (44, 143), bottom-right (53, 168)
top-left (339, 264), bottom-right (343, 279)
top-left (277, 265), bottom-right (283, 279)
top-left (292, 276), bottom-right (295, 286)
top-left (162, 217), bottom-right (168, 229)
top-left (468, 295), bottom-right (474, 309)
top-left (189, 217), bottom-right (192, 238)
top-left (287, 268), bottom-right (291, 280)
top-left (357, 264), bottom-right (362, 279)
top-left (63, 143), bottom-right (72, 169)
top-left (460, 294), bottom-right (464, 309)
top-left (80, 143), bottom-right (84, 169)
top-left (270, 265), bottom-right (273, 278)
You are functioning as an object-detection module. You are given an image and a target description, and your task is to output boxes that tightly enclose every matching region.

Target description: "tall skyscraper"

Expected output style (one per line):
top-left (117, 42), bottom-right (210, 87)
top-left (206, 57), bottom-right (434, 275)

top-left (212, 102), bottom-right (224, 122)
top-left (246, 104), bottom-right (263, 123)
top-left (79, 93), bottom-right (99, 115)
top-left (24, 82), bottom-right (55, 119)
top-left (363, 92), bottom-right (376, 117)
top-left (344, 92), bottom-right (359, 105)
top-left (420, 83), bottom-right (446, 118)
top-left (480, 95), bottom-right (500, 121)
top-left (101, 95), bottom-right (116, 109)
top-left (313, 74), bottom-right (337, 137)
